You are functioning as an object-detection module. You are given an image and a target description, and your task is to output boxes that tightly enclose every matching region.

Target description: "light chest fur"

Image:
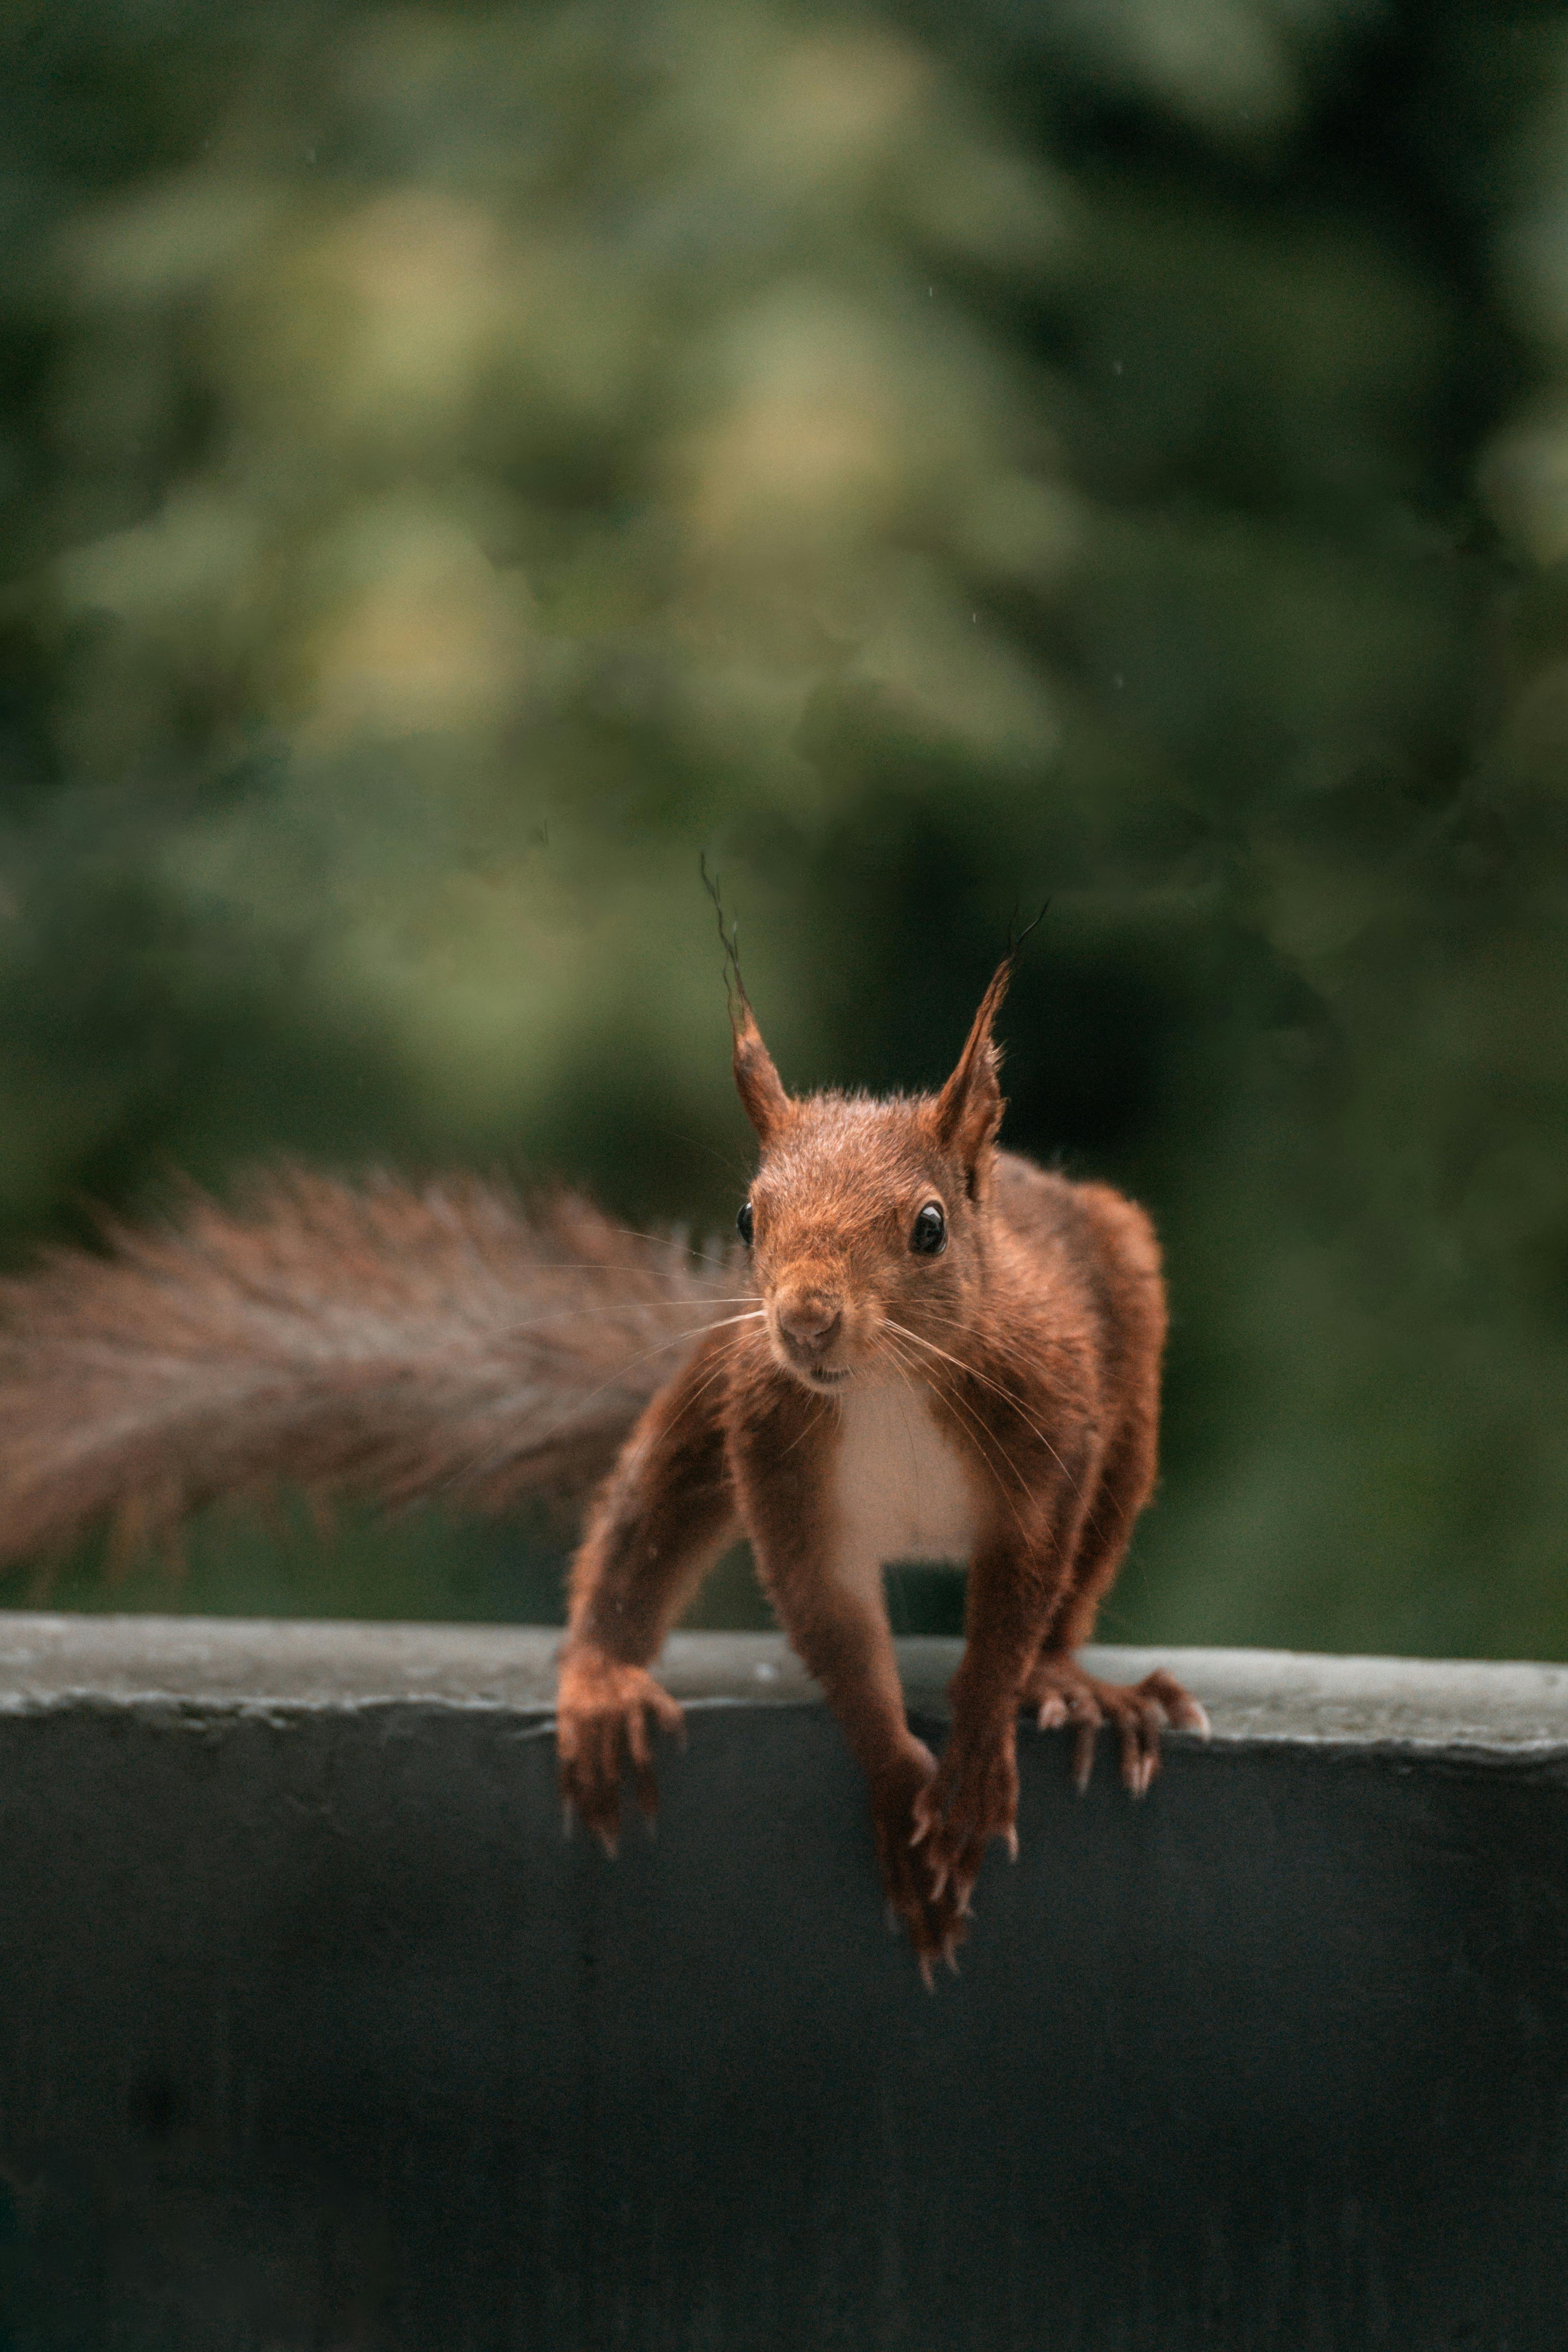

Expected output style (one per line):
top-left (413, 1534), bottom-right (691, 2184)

top-left (826, 1379), bottom-right (981, 1601)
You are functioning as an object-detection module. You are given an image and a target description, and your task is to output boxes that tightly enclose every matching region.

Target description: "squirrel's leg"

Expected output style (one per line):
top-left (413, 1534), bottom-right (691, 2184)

top-left (912, 1478), bottom-right (1094, 1920)
top-left (730, 1389), bottom-right (960, 1979)
top-left (557, 1338), bottom-right (737, 1853)
top-left (750, 1518), bottom-right (964, 1983)
top-left (1020, 1409), bottom-right (1209, 1796)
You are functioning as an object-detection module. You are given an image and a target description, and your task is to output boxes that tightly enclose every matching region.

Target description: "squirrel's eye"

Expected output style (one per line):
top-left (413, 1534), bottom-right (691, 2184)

top-left (737, 1200), bottom-right (755, 1247)
top-left (910, 1202), bottom-right (946, 1256)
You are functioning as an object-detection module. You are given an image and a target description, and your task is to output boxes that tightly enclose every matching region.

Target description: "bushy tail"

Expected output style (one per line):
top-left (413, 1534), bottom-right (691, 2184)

top-left (0, 1169), bottom-right (746, 1572)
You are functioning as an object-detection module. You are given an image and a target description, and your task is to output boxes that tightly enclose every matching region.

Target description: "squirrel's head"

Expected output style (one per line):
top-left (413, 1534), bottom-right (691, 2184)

top-left (729, 960), bottom-right (1011, 1394)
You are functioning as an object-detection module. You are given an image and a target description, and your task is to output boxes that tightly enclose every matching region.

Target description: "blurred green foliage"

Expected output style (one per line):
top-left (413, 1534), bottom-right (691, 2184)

top-left (3, 0), bottom-right (1568, 1656)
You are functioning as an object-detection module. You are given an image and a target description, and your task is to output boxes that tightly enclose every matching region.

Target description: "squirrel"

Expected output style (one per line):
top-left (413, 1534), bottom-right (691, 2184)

top-left (0, 951), bottom-right (1205, 1980)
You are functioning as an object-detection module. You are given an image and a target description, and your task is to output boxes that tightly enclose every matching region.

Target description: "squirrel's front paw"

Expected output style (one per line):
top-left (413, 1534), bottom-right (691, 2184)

top-left (871, 1739), bottom-right (969, 1987)
top-left (556, 1652), bottom-right (686, 1856)
top-left (1021, 1657), bottom-right (1210, 1795)
top-left (909, 1719), bottom-right (1019, 1919)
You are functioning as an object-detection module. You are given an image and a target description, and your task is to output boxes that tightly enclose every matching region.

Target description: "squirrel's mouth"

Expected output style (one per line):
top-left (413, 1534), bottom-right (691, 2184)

top-left (805, 1365), bottom-right (850, 1387)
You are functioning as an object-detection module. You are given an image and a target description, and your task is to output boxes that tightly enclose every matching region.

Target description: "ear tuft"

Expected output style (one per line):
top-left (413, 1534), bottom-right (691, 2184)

top-left (702, 857), bottom-right (791, 1146)
top-left (731, 1002), bottom-right (791, 1146)
top-left (930, 958), bottom-right (1012, 1192)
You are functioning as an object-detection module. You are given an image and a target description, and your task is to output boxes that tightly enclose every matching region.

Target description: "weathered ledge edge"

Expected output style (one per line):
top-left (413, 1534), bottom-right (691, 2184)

top-left (0, 1613), bottom-right (1564, 1757)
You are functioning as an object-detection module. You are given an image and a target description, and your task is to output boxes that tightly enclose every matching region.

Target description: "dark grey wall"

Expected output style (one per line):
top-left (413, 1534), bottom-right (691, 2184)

top-left (0, 1622), bottom-right (1564, 2351)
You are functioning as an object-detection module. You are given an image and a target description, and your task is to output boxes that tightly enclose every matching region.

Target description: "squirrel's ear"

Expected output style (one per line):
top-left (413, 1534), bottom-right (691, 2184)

top-left (930, 958), bottom-right (1011, 1190)
top-left (731, 996), bottom-right (791, 1145)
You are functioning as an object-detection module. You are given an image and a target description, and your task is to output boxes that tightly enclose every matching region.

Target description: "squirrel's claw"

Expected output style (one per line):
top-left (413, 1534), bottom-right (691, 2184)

top-left (871, 1737), bottom-right (972, 1988)
top-left (556, 1653), bottom-right (686, 1860)
top-left (1022, 1660), bottom-right (1209, 1797)
top-left (907, 1723), bottom-right (1019, 1929)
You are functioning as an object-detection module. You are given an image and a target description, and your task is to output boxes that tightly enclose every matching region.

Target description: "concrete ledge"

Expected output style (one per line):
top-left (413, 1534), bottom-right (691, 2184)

top-left (2, 1612), bottom-right (1567, 1751)
top-left (0, 1615), bottom-right (1564, 2351)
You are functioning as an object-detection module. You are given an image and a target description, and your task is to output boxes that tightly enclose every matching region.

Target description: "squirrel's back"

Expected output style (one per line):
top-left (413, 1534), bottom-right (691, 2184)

top-left (991, 1148), bottom-right (1165, 1345)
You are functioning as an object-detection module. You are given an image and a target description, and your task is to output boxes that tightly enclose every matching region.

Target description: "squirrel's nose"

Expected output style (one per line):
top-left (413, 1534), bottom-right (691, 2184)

top-left (776, 1292), bottom-right (843, 1355)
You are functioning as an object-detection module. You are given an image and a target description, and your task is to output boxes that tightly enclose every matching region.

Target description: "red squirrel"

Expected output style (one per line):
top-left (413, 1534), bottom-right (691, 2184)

top-left (0, 954), bottom-right (1203, 1978)
top-left (558, 954), bottom-right (1205, 1976)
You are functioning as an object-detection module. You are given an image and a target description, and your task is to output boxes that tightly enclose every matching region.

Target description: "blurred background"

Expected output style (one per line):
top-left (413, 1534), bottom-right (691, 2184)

top-left (2, 0), bottom-right (1567, 1655)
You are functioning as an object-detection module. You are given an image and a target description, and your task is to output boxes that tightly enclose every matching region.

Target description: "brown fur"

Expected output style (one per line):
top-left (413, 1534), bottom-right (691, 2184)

top-left (561, 960), bottom-right (1207, 1980)
top-left (0, 966), bottom-right (1204, 1982)
top-left (0, 1170), bottom-right (744, 1567)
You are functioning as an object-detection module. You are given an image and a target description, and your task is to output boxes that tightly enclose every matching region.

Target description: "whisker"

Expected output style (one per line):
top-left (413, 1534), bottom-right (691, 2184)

top-left (876, 1328), bottom-right (1032, 1543)
top-left (657, 1332), bottom-right (754, 1440)
top-left (877, 1338), bottom-right (928, 1622)
top-left (496, 1294), bottom-right (761, 1340)
top-left (873, 1325), bottom-right (932, 1401)
top-left (938, 1389), bottom-right (1034, 1543)
top-left (774, 1396), bottom-right (831, 1463)
top-left (456, 1312), bottom-right (765, 1494)
top-left (885, 1319), bottom-right (1082, 1495)
top-left (872, 1331), bottom-right (924, 1403)
top-left (937, 1389), bottom-right (1034, 1544)
top-left (914, 1306), bottom-right (1111, 1547)
top-left (495, 1267), bottom-right (754, 1298)
top-left (592, 1221), bottom-right (742, 1277)
top-left (878, 1330), bottom-right (950, 1516)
